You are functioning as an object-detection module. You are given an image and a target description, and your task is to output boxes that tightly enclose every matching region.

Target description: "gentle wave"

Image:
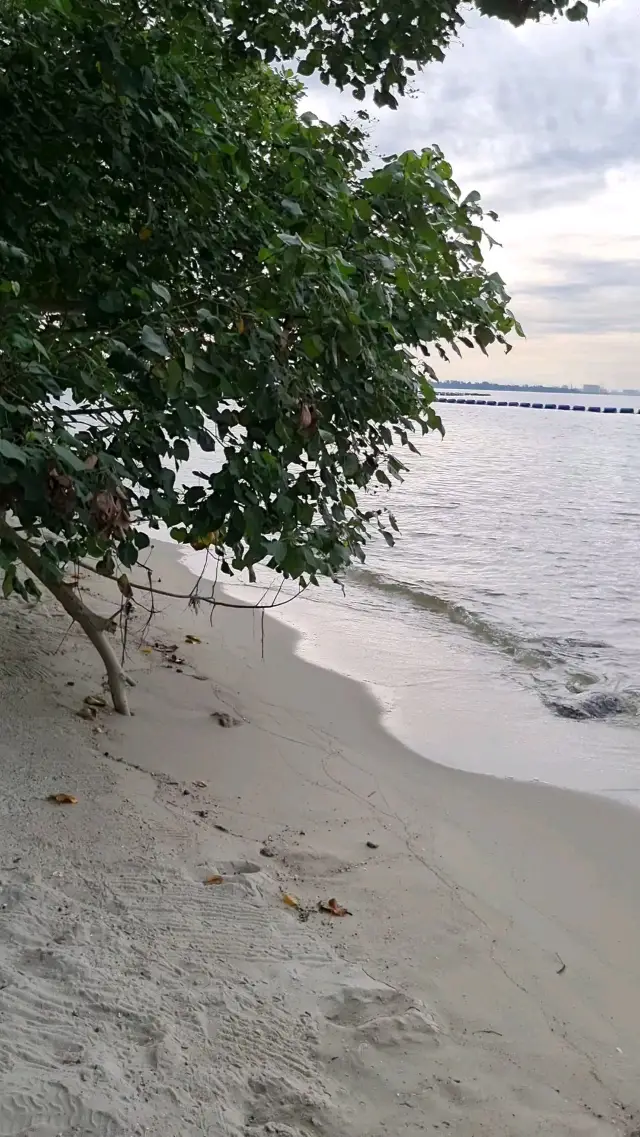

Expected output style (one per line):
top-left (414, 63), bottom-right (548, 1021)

top-left (351, 566), bottom-right (640, 723)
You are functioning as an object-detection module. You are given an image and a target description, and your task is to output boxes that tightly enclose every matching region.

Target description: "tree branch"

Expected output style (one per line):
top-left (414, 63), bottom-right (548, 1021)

top-left (0, 517), bottom-right (131, 713)
top-left (78, 558), bottom-right (305, 610)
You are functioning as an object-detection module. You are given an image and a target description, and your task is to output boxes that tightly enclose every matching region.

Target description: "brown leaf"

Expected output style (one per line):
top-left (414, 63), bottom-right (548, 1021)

top-left (139, 226), bottom-right (152, 241)
top-left (84, 695), bottom-right (107, 708)
top-left (299, 403), bottom-right (313, 430)
top-left (282, 893), bottom-right (300, 909)
top-left (46, 464), bottom-right (76, 517)
top-left (319, 897), bottom-right (351, 917)
top-left (204, 875), bottom-right (224, 885)
top-left (84, 454), bottom-right (99, 470)
top-left (48, 793), bottom-right (78, 805)
top-left (117, 574), bottom-right (133, 599)
top-left (90, 488), bottom-right (131, 540)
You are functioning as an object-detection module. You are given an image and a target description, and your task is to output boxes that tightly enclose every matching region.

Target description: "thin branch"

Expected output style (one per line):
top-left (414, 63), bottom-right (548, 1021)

top-left (78, 558), bottom-right (305, 611)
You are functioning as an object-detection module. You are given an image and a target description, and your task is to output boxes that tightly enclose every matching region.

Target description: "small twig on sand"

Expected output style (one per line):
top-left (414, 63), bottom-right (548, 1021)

top-left (52, 617), bottom-right (76, 655)
top-left (556, 953), bottom-right (567, 975)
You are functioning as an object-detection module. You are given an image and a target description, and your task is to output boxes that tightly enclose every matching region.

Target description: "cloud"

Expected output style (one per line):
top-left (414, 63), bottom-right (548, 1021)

top-left (301, 0), bottom-right (640, 386)
top-left (303, 1), bottom-right (640, 211)
top-left (521, 255), bottom-right (640, 334)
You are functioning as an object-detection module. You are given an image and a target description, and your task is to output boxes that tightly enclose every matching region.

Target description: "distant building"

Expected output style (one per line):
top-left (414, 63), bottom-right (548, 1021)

top-left (583, 384), bottom-right (602, 394)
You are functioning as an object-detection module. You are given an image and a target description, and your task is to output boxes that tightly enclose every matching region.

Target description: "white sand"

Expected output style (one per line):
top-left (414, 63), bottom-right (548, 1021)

top-left (1, 542), bottom-right (640, 1137)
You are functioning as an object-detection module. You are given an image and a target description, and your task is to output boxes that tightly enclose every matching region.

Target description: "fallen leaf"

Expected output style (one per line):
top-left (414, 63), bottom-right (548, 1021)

top-left (139, 226), bottom-right (152, 240)
top-left (84, 692), bottom-right (105, 709)
top-left (48, 793), bottom-right (78, 805)
top-left (193, 780), bottom-right (207, 788)
top-left (282, 893), bottom-right (300, 909)
top-left (185, 634), bottom-right (201, 644)
top-left (140, 646), bottom-right (153, 655)
top-left (319, 898), bottom-right (351, 917)
top-left (77, 705), bottom-right (96, 720)
top-left (84, 453), bottom-right (99, 470)
top-left (204, 875), bottom-right (224, 885)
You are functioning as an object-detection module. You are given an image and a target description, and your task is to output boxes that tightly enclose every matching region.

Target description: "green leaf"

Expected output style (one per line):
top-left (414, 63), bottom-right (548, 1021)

top-left (173, 439), bottom-right (190, 461)
top-left (118, 541), bottom-right (139, 568)
top-left (0, 439), bottom-right (27, 464)
top-left (165, 358), bottom-right (183, 393)
top-left (301, 334), bottom-right (324, 359)
top-left (141, 325), bottom-right (170, 358)
top-left (98, 290), bottom-right (123, 314)
top-left (52, 444), bottom-right (85, 472)
top-left (281, 198), bottom-right (303, 217)
top-left (152, 281), bottom-right (171, 304)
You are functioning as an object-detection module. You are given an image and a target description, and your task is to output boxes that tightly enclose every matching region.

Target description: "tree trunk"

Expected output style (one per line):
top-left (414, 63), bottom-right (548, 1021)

top-left (0, 518), bottom-right (131, 714)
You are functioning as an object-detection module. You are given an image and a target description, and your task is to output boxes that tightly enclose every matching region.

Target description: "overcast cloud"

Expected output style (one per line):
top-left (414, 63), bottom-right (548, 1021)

top-left (302, 0), bottom-right (640, 388)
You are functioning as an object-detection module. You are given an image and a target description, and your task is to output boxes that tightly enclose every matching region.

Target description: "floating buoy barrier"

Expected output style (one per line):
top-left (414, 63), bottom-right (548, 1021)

top-left (436, 397), bottom-right (639, 414)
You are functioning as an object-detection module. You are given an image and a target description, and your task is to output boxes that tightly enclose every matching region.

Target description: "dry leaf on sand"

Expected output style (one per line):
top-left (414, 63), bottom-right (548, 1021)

top-left (204, 875), bottom-right (224, 885)
top-left (319, 898), bottom-right (351, 917)
top-left (48, 793), bottom-right (78, 805)
top-left (282, 893), bottom-right (300, 909)
top-left (185, 634), bottom-right (201, 644)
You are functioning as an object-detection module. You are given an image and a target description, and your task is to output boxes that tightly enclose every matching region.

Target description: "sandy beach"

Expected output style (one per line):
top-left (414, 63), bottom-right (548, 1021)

top-left (1, 540), bottom-right (640, 1137)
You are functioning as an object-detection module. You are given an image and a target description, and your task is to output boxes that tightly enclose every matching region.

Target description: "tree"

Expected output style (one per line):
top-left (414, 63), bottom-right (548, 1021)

top-left (0, 0), bottom-right (589, 711)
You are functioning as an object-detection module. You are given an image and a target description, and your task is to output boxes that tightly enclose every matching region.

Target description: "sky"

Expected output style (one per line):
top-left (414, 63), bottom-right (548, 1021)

top-left (301, 0), bottom-right (640, 389)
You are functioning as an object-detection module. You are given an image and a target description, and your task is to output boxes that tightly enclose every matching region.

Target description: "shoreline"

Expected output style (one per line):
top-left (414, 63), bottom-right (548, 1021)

top-left (1, 540), bottom-right (640, 1135)
top-left (196, 547), bottom-right (640, 805)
